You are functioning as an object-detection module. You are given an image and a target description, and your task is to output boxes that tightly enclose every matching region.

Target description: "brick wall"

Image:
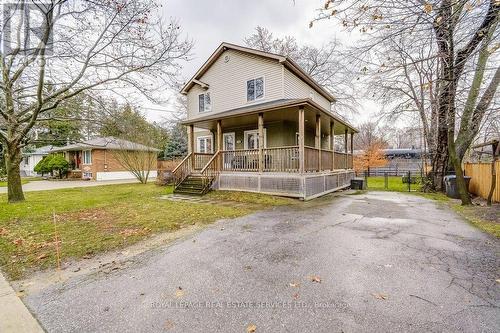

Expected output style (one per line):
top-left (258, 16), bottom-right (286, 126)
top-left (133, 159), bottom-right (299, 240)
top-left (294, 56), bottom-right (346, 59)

top-left (80, 149), bottom-right (157, 180)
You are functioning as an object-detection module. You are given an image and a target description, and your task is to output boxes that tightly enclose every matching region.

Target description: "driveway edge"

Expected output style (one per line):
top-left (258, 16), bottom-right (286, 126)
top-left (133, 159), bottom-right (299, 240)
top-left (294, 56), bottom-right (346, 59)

top-left (0, 272), bottom-right (45, 333)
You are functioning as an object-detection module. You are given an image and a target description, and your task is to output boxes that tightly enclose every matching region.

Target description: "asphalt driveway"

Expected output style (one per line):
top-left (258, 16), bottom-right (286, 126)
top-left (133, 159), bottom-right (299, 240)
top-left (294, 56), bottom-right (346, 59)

top-left (25, 191), bottom-right (500, 332)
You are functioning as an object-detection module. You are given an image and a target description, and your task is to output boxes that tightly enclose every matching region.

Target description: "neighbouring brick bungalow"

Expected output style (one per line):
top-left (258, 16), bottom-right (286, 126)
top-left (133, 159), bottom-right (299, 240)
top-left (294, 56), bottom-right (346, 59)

top-left (50, 137), bottom-right (160, 181)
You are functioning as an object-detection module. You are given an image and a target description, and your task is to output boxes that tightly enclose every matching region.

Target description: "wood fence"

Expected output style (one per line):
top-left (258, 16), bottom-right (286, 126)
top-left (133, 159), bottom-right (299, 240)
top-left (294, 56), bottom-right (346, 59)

top-left (157, 159), bottom-right (182, 172)
top-left (464, 161), bottom-right (500, 203)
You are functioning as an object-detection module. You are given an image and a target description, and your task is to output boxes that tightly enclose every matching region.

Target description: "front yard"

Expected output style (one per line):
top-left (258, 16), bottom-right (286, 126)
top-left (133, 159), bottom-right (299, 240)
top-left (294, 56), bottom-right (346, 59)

top-left (0, 184), bottom-right (294, 280)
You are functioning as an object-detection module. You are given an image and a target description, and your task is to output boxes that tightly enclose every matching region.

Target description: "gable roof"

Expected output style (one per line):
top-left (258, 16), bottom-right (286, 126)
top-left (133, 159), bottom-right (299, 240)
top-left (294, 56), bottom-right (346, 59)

top-left (180, 42), bottom-right (336, 102)
top-left (50, 137), bottom-right (160, 152)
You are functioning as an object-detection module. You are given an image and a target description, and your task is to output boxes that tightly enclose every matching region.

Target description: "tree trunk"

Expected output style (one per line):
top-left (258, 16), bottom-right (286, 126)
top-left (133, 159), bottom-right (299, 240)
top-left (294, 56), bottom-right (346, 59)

top-left (448, 136), bottom-right (471, 205)
top-left (5, 145), bottom-right (25, 203)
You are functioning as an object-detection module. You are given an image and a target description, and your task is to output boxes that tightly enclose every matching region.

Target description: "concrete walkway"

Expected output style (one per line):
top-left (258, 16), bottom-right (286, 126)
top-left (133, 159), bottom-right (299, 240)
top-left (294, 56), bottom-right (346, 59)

top-left (24, 191), bottom-right (500, 332)
top-left (0, 272), bottom-right (44, 333)
top-left (0, 179), bottom-right (142, 193)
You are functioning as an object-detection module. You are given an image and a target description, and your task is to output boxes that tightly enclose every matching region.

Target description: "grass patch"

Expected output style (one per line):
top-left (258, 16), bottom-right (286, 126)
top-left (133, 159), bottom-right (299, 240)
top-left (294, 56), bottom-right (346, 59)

top-left (205, 190), bottom-right (298, 206)
top-left (365, 176), bottom-right (422, 192)
top-left (0, 184), bottom-right (267, 280)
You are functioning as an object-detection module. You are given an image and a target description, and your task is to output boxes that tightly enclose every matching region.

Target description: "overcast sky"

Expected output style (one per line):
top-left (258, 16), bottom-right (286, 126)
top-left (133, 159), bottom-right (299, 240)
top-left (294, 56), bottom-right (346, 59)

top-left (143, 0), bottom-right (380, 124)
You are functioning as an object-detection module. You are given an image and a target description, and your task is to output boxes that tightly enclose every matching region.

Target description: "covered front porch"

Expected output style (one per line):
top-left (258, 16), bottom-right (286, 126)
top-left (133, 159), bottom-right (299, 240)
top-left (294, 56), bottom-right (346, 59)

top-left (175, 99), bottom-right (357, 199)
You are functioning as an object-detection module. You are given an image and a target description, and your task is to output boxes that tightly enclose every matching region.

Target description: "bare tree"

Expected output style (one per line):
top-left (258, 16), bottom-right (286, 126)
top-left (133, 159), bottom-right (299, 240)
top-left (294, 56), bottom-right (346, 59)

top-left (244, 26), bottom-right (358, 115)
top-left (312, 0), bottom-right (499, 204)
top-left (111, 138), bottom-right (159, 184)
top-left (0, 0), bottom-right (193, 202)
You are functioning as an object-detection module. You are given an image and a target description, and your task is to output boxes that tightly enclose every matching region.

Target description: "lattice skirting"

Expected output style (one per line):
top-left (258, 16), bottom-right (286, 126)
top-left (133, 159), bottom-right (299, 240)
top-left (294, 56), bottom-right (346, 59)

top-left (215, 171), bottom-right (355, 200)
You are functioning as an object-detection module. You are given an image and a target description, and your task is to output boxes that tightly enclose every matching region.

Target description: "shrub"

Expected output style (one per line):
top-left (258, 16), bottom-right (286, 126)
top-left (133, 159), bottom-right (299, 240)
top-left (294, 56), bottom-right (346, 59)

top-left (34, 155), bottom-right (52, 176)
top-left (47, 154), bottom-right (69, 179)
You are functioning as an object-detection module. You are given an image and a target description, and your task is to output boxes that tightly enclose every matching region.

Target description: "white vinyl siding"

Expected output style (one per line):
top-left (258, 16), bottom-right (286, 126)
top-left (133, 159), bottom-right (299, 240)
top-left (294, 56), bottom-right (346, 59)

top-left (187, 49), bottom-right (283, 119)
top-left (283, 68), bottom-right (331, 111)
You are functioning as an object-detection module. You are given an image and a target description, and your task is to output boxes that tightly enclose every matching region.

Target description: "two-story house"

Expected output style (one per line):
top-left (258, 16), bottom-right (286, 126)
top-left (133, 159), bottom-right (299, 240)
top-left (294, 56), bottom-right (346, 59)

top-left (174, 42), bottom-right (357, 200)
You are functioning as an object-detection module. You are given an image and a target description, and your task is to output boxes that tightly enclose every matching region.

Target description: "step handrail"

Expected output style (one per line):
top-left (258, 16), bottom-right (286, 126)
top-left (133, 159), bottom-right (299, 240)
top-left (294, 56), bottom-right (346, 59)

top-left (200, 151), bottom-right (221, 194)
top-left (173, 153), bottom-right (193, 188)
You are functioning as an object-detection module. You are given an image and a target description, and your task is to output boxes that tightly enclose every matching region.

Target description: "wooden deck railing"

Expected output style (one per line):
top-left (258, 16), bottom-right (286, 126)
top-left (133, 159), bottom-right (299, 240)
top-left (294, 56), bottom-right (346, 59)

top-left (304, 146), bottom-right (320, 172)
top-left (220, 149), bottom-right (259, 172)
top-left (193, 153), bottom-right (213, 170)
top-left (321, 149), bottom-right (333, 171)
top-left (200, 152), bottom-right (221, 194)
top-left (172, 153), bottom-right (192, 187)
top-left (334, 152), bottom-right (353, 169)
top-left (263, 146), bottom-right (300, 172)
top-left (176, 147), bottom-right (353, 183)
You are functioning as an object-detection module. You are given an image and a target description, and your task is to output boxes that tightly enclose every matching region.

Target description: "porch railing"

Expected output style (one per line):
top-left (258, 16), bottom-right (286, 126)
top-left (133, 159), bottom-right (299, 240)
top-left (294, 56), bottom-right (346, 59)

top-left (304, 146), bottom-right (320, 172)
top-left (175, 147), bottom-right (353, 183)
top-left (220, 149), bottom-right (259, 172)
top-left (172, 153), bottom-right (192, 187)
top-left (263, 146), bottom-right (300, 172)
top-left (200, 152), bottom-right (221, 194)
top-left (193, 153), bottom-right (214, 170)
top-left (321, 149), bottom-right (333, 171)
top-left (334, 152), bottom-right (352, 169)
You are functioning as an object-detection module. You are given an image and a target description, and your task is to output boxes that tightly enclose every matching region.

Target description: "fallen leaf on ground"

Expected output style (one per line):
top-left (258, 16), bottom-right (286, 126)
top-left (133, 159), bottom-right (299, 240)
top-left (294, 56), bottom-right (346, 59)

top-left (175, 287), bottom-right (184, 298)
top-left (12, 238), bottom-right (24, 246)
top-left (293, 293), bottom-right (300, 300)
top-left (371, 293), bottom-right (388, 300)
top-left (37, 253), bottom-right (49, 260)
top-left (496, 279), bottom-right (500, 284)
top-left (309, 275), bottom-right (321, 283)
top-left (289, 282), bottom-right (300, 288)
top-left (247, 324), bottom-right (257, 332)
top-left (164, 320), bottom-right (175, 330)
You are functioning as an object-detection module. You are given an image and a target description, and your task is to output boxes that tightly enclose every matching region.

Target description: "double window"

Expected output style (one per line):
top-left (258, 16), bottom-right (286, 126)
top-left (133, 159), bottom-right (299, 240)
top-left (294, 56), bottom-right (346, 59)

top-left (198, 92), bottom-right (211, 113)
top-left (246, 77), bottom-right (264, 102)
top-left (83, 150), bottom-right (92, 164)
top-left (197, 136), bottom-right (213, 153)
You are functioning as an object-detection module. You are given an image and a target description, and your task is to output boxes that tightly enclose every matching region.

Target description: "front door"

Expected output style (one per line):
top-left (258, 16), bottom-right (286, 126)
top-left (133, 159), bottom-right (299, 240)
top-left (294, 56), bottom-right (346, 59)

top-left (223, 132), bottom-right (235, 169)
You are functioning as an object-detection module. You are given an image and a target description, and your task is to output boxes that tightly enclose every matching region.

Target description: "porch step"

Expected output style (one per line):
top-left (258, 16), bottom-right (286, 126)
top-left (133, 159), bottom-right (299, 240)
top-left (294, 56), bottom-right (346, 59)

top-left (174, 175), bottom-right (208, 195)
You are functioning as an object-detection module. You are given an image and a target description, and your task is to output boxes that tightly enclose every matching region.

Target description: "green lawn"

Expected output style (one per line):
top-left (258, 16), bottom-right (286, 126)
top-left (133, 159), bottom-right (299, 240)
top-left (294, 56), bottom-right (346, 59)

top-left (365, 176), bottom-right (422, 192)
top-left (0, 184), bottom-right (289, 280)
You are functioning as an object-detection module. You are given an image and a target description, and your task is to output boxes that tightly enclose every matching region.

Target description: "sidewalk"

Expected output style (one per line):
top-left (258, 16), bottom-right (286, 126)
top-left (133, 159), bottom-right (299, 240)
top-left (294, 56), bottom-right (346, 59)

top-left (0, 272), bottom-right (45, 332)
top-left (0, 178), bottom-right (142, 193)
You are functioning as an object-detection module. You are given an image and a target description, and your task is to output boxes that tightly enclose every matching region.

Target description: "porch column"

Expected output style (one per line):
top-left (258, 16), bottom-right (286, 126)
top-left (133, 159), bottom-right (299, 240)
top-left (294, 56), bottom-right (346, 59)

top-left (330, 121), bottom-right (335, 170)
top-left (316, 114), bottom-right (321, 171)
top-left (188, 124), bottom-right (195, 169)
top-left (258, 113), bottom-right (264, 173)
top-left (188, 124), bottom-right (195, 154)
top-left (216, 120), bottom-right (222, 152)
top-left (298, 107), bottom-right (305, 174)
top-left (350, 131), bottom-right (354, 169)
top-left (344, 128), bottom-right (348, 169)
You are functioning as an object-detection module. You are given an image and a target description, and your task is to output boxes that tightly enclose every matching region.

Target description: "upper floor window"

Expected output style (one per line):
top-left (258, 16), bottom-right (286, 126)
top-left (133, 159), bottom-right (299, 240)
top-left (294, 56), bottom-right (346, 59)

top-left (83, 150), bottom-right (92, 164)
top-left (247, 77), bottom-right (264, 102)
top-left (198, 92), bottom-right (211, 113)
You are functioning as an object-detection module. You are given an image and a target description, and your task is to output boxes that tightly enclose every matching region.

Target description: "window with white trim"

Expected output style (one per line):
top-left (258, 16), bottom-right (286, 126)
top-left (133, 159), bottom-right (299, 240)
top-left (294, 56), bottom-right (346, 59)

top-left (197, 136), bottom-right (213, 153)
top-left (246, 77), bottom-right (264, 102)
top-left (83, 150), bottom-right (92, 164)
top-left (198, 92), bottom-right (211, 113)
top-left (244, 129), bottom-right (267, 150)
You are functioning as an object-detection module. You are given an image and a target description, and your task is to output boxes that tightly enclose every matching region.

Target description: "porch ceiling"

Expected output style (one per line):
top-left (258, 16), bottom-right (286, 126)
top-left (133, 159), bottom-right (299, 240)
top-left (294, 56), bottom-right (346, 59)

top-left (182, 98), bottom-right (358, 134)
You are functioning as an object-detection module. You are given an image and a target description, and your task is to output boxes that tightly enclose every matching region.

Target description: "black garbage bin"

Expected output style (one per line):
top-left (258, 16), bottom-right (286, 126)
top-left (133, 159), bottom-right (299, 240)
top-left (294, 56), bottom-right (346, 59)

top-left (351, 178), bottom-right (366, 190)
top-left (443, 175), bottom-right (471, 199)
